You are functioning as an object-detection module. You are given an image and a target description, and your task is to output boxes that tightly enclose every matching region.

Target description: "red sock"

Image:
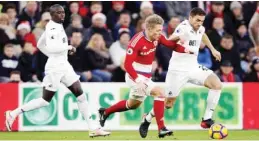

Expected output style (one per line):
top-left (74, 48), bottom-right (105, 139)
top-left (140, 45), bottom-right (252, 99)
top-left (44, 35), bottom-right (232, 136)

top-left (154, 100), bottom-right (165, 130)
top-left (105, 100), bottom-right (129, 116)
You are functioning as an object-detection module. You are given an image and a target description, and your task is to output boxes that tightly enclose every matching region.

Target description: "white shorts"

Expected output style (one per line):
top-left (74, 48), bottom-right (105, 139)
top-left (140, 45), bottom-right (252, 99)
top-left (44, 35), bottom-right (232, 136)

top-left (125, 73), bottom-right (155, 102)
top-left (43, 66), bottom-right (80, 92)
top-left (165, 65), bottom-right (213, 97)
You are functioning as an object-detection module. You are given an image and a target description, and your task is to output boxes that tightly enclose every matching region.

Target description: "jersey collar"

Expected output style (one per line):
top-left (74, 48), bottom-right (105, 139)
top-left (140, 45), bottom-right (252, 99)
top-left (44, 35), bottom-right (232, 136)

top-left (143, 30), bottom-right (152, 42)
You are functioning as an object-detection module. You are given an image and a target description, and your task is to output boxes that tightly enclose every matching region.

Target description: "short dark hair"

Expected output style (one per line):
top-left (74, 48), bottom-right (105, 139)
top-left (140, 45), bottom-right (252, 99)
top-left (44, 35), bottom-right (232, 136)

top-left (222, 34), bottom-right (233, 40)
top-left (10, 70), bottom-right (21, 75)
top-left (3, 3), bottom-right (16, 12)
top-left (49, 4), bottom-right (63, 16)
top-left (4, 43), bottom-right (14, 49)
top-left (190, 7), bottom-right (206, 17)
top-left (120, 10), bottom-right (131, 16)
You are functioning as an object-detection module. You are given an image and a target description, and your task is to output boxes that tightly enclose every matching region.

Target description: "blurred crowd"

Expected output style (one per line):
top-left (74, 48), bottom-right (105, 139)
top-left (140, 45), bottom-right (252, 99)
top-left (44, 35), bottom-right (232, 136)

top-left (0, 1), bottom-right (259, 83)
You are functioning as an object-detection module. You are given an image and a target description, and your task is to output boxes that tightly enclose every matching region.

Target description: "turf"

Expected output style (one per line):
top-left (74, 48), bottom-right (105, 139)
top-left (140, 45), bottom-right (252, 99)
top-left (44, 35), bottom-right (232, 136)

top-left (0, 130), bottom-right (259, 140)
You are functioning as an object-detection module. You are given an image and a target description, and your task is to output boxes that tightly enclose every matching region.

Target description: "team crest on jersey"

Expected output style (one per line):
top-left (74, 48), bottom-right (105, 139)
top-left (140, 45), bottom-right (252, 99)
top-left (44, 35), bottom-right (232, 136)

top-left (127, 48), bottom-right (133, 55)
top-left (153, 41), bottom-right (158, 46)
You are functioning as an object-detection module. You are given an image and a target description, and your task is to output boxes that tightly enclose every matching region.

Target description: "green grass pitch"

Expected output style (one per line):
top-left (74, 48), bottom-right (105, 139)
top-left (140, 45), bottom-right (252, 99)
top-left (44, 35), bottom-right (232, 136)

top-left (0, 130), bottom-right (259, 140)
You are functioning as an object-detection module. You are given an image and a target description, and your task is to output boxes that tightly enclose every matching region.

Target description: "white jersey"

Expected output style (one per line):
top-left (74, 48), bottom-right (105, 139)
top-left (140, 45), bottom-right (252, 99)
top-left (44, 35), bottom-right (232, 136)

top-left (37, 20), bottom-right (72, 73)
top-left (168, 20), bottom-right (205, 71)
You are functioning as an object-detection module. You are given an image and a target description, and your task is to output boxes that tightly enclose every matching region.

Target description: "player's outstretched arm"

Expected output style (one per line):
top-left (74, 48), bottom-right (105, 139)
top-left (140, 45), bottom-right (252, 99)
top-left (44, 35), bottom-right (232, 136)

top-left (159, 34), bottom-right (189, 53)
top-left (202, 33), bottom-right (221, 61)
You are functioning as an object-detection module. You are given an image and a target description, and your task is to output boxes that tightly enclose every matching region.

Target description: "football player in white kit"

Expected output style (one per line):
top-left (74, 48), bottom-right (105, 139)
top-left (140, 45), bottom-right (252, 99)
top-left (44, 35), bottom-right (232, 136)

top-left (4, 4), bottom-right (110, 137)
top-left (139, 8), bottom-right (222, 138)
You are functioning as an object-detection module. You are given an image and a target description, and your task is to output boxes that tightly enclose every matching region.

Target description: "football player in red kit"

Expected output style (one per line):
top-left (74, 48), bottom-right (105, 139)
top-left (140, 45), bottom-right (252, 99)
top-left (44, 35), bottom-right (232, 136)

top-left (98, 14), bottom-right (192, 138)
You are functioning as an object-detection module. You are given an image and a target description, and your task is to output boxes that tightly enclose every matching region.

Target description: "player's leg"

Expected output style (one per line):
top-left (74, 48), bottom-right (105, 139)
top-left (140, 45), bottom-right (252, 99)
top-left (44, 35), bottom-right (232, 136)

top-left (202, 73), bottom-right (222, 128)
top-left (140, 71), bottom-right (187, 138)
top-left (150, 86), bottom-right (174, 138)
top-left (5, 88), bottom-right (56, 131)
top-left (99, 95), bottom-right (144, 127)
top-left (5, 73), bottom-right (60, 131)
top-left (189, 65), bottom-right (222, 128)
top-left (62, 69), bottom-right (110, 137)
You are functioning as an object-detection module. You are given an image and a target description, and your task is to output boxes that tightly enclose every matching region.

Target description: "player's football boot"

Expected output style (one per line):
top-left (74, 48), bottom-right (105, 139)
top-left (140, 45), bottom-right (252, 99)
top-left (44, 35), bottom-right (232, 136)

top-left (201, 118), bottom-right (215, 129)
top-left (158, 127), bottom-right (173, 138)
top-left (139, 114), bottom-right (151, 138)
top-left (89, 128), bottom-right (111, 138)
top-left (5, 110), bottom-right (15, 131)
top-left (98, 108), bottom-right (109, 127)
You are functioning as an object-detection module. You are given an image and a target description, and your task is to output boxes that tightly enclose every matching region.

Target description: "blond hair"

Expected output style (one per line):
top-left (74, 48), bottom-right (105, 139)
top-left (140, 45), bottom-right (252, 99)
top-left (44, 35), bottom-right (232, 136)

top-left (87, 33), bottom-right (107, 51)
top-left (145, 14), bottom-right (164, 29)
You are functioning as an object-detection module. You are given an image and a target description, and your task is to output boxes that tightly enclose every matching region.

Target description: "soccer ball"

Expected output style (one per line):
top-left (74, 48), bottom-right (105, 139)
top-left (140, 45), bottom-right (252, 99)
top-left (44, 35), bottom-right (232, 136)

top-left (208, 124), bottom-right (228, 139)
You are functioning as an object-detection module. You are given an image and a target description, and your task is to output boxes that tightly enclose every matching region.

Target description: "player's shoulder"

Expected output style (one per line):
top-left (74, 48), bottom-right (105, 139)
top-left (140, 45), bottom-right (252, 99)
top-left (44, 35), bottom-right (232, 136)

top-left (45, 20), bottom-right (60, 31)
top-left (178, 20), bottom-right (190, 28)
top-left (199, 25), bottom-right (205, 33)
top-left (129, 31), bottom-right (145, 47)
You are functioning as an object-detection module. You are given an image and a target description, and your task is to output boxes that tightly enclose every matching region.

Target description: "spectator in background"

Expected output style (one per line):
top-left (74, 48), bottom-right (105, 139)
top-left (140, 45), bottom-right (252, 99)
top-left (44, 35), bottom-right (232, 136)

top-left (64, 2), bottom-right (80, 28)
top-left (4, 3), bottom-right (18, 28)
top-left (132, 1), bottom-right (154, 26)
top-left (241, 47), bottom-right (256, 74)
top-left (84, 1), bottom-right (103, 28)
top-left (217, 34), bottom-right (242, 75)
top-left (18, 1), bottom-right (40, 29)
top-left (135, 18), bottom-right (145, 33)
top-left (204, 2), bottom-right (234, 35)
top-left (17, 42), bottom-right (37, 82)
top-left (230, 1), bottom-right (246, 30)
top-left (9, 70), bottom-right (22, 83)
top-left (207, 17), bottom-right (226, 49)
top-left (0, 44), bottom-right (18, 82)
top-left (83, 33), bottom-right (114, 82)
top-left (236, 24), bottom-right (253, 54)
top-left (35, 51), bottom-right (47, 82)
top-left (245, 57), bottom-right (259, 82)
top-left (151, 59), bottom-right (166, 82)
top-left (68, 31), bottom-right (101, 82)
top-left (163, 16), bottom-right (181, 37)
top-left (84, 13), bottom-right (113, 47)
top-left (107, 1), bottom-right (126, 30)
top-left (0, 13), bottom-right (16, 40)
top-left (32, 12), bottom-right (51, 42)
top-left (16, 21), bottom-right (37, 49)
top-left (198, 42), bottom-right (213, 69)
top-left (112, 11), bottom-right (135, 40)
top-left (65, 14), bottom-right (87, 41)
top-left (109, 29), bottom-right (130, 82)
top-left (109, 29), bottom-right (130, 68)
top-left (216, 60), bottom-right (241, 82)
top-left (164, 1), bottom-right (191, 21)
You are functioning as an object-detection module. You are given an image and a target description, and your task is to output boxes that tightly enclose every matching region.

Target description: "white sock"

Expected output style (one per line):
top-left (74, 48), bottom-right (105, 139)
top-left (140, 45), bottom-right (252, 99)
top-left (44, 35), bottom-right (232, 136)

top-left (10, 98), bottom-right (49, 118)
top-left (77, 94), bottom-right (98, 131)
top-left (145, 97), bottom-right (165, 122)
top-left (203, 89), bottom-right (221, 120)
top-left (146, 108), bottom-right (154, 122)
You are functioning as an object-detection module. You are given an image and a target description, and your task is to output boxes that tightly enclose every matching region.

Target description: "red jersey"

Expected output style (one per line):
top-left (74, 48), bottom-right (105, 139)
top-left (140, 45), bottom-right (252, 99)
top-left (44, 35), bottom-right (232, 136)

top-left (124, 31), bottom-right (186, 81)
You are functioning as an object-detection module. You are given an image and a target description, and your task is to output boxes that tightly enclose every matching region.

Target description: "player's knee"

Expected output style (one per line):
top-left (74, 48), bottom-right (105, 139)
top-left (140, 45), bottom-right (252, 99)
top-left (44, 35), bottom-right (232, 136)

top-left (72, 87), bottom-right (84, 97)
top-left (40, 97), bottom-right (50, 106)
top-left (152, 87), bottom-right (164, 97)
top-left (165, 104), bottom-right (172, 109)
top-left (126, 101), bottom-right (141, 109)
top-left (211, 81), bottom-right (222, 90)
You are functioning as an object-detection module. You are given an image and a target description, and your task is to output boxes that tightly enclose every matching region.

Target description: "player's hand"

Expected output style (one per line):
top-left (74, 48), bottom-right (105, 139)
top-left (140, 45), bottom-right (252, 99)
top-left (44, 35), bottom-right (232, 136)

top-left (68, 46), bottom-right (76, 55)
top-left (132, 78), bottom-right (148, 96)
top-left (212, 49), bottom-right (221, 62)
top-left (184, 48), bottom-right (194, 54)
